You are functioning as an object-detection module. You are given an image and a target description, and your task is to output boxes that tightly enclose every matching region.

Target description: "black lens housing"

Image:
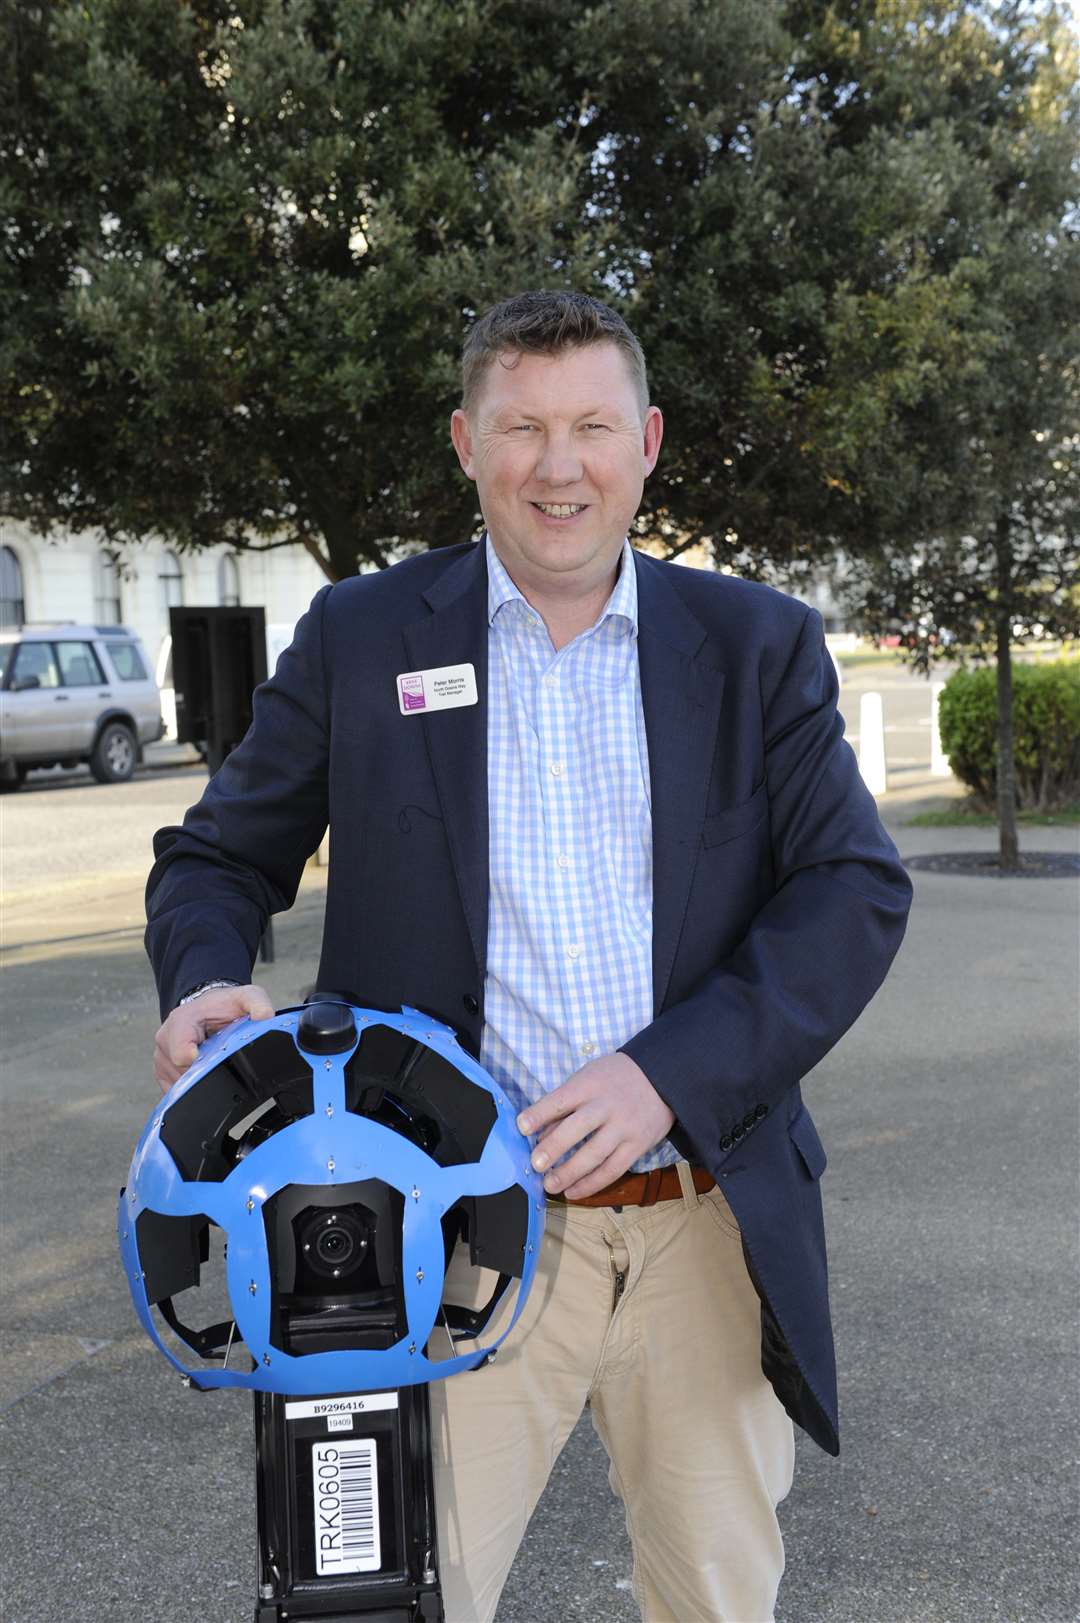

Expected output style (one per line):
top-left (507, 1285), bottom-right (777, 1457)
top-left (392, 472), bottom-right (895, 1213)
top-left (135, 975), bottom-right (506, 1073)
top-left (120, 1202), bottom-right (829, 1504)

top-left (264, 1180), bottom-right (407, 1355)
top-left (294, 1204), bottom-right (370, 1285)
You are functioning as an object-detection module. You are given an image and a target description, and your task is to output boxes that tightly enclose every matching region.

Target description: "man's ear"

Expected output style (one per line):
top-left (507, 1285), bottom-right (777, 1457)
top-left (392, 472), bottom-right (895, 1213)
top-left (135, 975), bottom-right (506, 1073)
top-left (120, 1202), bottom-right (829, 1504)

top-left (450, 409), bottom-right (476, 480)
top-left (642, 406), bottom-right (664, 478)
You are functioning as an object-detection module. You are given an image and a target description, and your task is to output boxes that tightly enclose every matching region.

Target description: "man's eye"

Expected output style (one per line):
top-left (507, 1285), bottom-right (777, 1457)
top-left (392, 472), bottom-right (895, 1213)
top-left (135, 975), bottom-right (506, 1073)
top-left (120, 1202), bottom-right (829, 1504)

top-left (583, 422), bottom-right (610, 432)
top-left (509, 424), bottom-right (535, 432)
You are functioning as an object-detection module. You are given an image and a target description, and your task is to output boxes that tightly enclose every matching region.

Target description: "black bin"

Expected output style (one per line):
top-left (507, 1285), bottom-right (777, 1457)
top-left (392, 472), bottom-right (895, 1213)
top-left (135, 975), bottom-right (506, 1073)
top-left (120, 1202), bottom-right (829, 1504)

top-left (169, 606), bottom-right (268, 775)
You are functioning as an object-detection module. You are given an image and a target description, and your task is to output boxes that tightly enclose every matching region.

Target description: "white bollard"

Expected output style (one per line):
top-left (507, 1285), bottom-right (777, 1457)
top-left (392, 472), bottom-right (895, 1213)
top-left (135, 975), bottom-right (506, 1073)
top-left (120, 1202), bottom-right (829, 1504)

top-left (930, 681), bottom-right (951, 777)
top-left (858, 692), bottom-right (888, 795)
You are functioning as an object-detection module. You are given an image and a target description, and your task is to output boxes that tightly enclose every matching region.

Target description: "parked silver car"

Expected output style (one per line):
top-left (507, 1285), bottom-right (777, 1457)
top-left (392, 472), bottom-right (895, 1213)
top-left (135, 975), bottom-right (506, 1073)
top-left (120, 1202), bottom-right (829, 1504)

top-left (0, 624), bottom-right (164, 789)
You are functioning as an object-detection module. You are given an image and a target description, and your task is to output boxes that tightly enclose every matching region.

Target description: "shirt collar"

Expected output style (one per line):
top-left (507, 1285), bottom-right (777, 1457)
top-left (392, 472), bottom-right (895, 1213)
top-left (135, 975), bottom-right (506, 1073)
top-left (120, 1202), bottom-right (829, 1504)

top-left (485, 533), bottom-right (638, 637)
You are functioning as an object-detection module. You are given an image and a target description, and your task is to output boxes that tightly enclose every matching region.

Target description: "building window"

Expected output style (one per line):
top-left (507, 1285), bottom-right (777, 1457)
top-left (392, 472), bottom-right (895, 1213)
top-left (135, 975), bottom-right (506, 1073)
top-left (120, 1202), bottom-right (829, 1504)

top-left (0, 545), bottom-right (25, 628)
top-left (159, 549), bottom-right (184, 612)
top-left (94, 550), bottom-right (123, 624)
top-left (218, 552), bottom-right (241, 607)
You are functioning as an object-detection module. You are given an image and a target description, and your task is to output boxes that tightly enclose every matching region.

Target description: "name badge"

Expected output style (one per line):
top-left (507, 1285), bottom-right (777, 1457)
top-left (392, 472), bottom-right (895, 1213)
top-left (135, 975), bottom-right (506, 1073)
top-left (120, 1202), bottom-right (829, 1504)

top-left (396, 663), bottom-right (478, 715)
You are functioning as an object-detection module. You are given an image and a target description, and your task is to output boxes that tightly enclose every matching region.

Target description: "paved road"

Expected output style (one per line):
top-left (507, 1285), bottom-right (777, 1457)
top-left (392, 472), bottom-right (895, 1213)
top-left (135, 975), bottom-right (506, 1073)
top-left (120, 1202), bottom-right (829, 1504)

top-left (838, 660), bottom-right (947, 783)
top-left (1, 749), bottom-right (1077, 1621)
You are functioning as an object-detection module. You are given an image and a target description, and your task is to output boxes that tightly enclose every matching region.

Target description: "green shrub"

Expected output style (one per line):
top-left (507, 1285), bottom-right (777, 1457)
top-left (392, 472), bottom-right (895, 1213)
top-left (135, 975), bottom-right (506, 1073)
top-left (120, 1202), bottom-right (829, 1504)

top-left (938, 660), bottom-right (1080, 810)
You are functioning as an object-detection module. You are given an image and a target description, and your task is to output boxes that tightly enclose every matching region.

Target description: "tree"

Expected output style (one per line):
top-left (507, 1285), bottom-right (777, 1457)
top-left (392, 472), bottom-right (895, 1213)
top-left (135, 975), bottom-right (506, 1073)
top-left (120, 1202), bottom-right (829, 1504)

top-left (1, 0), bottom-right (789, 580)
top-left (760, 1), bottom-right (1080, 872)
top-left (621, 3), bottom-right (1078, 872)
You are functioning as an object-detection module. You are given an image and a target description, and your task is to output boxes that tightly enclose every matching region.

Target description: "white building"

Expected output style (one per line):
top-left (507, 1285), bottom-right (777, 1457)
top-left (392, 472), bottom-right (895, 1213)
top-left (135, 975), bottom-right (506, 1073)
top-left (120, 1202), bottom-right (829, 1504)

top-left (1, 520), bottom-right (853, 662)
top-left (0, 519), bottom-right (328, 676)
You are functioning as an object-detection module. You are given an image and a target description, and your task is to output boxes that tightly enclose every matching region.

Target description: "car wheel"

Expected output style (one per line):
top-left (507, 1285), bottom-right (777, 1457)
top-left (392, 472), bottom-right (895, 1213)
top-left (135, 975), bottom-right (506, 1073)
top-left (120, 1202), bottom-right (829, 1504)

top-left (90, 722), bottom-right (137, 784)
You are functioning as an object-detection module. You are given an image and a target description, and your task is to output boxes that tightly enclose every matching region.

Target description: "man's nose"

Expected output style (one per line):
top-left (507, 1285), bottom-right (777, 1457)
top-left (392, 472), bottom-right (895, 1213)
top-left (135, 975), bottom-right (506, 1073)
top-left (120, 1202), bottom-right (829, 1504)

top-left (535, 433), bottom-right (584, 486)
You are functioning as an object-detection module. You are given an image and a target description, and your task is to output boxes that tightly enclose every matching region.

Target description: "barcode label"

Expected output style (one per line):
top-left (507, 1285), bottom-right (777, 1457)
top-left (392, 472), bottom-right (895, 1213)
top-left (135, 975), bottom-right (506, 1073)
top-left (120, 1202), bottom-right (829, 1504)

top-left (312, 1438), bottom-right (381, 1575)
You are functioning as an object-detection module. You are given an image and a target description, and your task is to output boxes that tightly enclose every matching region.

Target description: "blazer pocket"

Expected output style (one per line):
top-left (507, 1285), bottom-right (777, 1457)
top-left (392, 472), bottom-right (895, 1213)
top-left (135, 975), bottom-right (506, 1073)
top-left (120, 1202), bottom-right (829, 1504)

top-left (701, 781), bottom-right (768, 849)
top-left (788, 1106), bottom-right (827, 1180)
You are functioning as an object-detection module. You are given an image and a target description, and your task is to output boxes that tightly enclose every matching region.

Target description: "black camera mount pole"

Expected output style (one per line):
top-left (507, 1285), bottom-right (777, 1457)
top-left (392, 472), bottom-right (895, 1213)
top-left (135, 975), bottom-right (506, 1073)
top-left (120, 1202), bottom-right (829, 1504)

top-left (252, 1382), bottom-right (443, 1622)
top-left (248, 996), bottom-right (443, 1620)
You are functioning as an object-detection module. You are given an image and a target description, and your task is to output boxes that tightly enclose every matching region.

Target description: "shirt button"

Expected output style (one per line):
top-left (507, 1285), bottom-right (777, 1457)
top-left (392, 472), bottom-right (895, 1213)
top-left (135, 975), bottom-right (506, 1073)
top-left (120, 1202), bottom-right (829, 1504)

top-left (566, 943), bottom-right (582, 960)
top-left (543, 674), bottom-right (557, 688)
top-left (550, 761), bottom-right (565, 777)
top-left (580, 1041), bottom-right (596, 1057)
top-left (556, 853), bottom-right (570, 869)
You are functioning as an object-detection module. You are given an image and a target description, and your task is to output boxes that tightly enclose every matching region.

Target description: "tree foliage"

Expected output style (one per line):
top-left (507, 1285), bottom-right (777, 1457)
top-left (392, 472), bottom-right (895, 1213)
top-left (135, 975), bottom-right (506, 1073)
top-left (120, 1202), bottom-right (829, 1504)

top-left (938, 660), bottom-right (1080, 810)
top-left (765, 2), bottom-right (1079, 869)
top-left (790, 2), bottom-right (1080, 667)
top-left (2, 0), bottom-right (790, 578)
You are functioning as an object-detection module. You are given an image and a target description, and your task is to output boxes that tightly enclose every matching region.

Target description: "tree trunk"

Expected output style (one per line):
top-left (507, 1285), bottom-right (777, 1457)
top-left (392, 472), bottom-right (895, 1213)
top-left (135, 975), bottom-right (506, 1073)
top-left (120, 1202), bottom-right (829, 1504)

top-left (994, 523), bottom-right (1020, 872)
top-left (299, 532), bottom-right (339, 585)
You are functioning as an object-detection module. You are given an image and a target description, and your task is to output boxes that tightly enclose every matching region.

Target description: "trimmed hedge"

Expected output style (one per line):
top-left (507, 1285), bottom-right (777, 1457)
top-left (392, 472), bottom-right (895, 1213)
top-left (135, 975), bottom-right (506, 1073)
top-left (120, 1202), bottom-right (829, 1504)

top-left (937, 660), bottom-right (1080, 810)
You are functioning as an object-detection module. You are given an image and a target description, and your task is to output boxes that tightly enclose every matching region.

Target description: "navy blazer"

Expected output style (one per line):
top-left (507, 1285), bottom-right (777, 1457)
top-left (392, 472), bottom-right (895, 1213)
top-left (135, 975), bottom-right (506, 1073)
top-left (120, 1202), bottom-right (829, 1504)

top-left (147, 541), bottom-right (912, 1454)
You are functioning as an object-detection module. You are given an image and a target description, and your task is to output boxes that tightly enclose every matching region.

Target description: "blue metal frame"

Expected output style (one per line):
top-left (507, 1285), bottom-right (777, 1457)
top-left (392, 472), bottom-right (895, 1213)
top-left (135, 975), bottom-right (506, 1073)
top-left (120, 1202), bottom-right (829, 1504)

top-left (119, 1005), bottom-right (545, 1394)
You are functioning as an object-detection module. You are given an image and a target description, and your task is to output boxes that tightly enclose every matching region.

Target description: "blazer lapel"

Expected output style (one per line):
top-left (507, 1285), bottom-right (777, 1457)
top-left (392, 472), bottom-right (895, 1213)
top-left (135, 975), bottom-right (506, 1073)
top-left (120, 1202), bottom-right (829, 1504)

top-left (401, 545), bottom-right (489, 973)
top-left (635, 554), bottom-right (726, 1015)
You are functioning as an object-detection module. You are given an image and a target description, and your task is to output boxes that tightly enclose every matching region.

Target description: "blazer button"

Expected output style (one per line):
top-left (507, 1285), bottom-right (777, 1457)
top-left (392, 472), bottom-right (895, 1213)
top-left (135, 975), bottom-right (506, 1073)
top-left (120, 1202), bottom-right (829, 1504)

top-left (731, 1122), bottom-right (745, 1141)
top-left (742, 1110), bottom-right (757, 1130)
top-left (462, 994), bottom-right (480, 1016)
top-left (720, 1135), bottom-right (734, 1152)
top-left (754, 1102), bottom-right (768, 1120)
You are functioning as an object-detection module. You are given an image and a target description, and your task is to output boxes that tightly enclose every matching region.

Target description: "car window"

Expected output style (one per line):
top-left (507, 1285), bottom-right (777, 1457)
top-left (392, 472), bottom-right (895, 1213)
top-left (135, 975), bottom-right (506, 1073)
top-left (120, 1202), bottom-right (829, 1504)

top-left (56, 640), bottom-right (105, 687)
top-left (10, 642), bottom-right (60, 690)
top-left (105, 640), bottom-right (148, 681)
top-left (0, 644), bottom-right (11, 683)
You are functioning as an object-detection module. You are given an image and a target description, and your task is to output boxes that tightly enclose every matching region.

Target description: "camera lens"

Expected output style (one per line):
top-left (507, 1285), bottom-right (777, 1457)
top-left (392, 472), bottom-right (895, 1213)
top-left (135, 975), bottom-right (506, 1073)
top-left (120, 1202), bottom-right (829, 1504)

top-left (316, 1224), bottom-right (354, 1268)
top-left (298, 1207), bottom-right (370, 1280)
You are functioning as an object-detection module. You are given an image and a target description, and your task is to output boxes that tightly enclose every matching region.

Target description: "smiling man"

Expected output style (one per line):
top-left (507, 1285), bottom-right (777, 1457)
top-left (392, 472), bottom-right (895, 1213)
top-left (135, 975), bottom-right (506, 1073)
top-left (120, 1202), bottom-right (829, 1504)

top-left (450, 336), bottom-right (663, 648)
top-left (147, 290), bottom-right (912, 1622)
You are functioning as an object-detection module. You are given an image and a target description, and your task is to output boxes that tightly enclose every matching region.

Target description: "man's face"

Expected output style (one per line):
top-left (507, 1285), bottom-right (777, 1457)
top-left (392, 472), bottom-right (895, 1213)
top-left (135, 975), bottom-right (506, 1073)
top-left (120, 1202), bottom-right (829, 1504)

top-left (450, 342), bottom-right (663, 603)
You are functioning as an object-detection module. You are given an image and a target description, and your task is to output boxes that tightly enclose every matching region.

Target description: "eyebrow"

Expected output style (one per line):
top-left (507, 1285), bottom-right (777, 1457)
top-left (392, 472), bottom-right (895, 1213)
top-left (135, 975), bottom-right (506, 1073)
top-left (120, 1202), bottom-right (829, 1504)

top-left (488, 405), bottom-right (615, 424)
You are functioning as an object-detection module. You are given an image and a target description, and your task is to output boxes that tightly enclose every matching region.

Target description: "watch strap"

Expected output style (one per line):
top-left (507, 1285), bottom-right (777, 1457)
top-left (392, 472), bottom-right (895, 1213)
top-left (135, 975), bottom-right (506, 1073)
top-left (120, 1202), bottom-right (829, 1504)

top-left (176, 979), bottom-right (241, 1008)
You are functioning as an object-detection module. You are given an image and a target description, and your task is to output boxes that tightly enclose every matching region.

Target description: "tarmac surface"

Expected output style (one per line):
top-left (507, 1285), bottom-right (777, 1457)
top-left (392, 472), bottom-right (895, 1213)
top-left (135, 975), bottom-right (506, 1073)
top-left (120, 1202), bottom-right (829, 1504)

top-left (1, 743), bottom-right (1077, 1623)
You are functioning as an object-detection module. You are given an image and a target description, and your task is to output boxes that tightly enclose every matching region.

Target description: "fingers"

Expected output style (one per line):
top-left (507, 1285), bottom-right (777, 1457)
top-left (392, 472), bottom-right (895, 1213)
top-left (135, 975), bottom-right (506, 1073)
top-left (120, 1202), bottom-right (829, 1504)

top-left (230, 984), bottom-right (276, 1022)
top-left (516, 1084), bottom-right (579, 1140)
top-left (558, 1145), bottom-right (635, 1201)
top-left (151, 983), bottom-right (274, 1093)
top-left (520, 1082), bottom-right (623, 1195)
top-left (529, 1101), bottom-right (605, 1173)
top-left (538, 1127), bottom-right (624, 1198)
top-left (154, 1028), bottom-right (193, 1093)
top-left (515, 1052), bottom-right (677, 1196)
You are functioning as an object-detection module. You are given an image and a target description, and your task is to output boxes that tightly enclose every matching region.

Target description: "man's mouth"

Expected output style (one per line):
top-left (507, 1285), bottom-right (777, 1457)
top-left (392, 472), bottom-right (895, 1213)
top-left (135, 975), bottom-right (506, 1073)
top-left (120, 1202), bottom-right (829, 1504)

top-left (532, 503), bottom-right (587, 518)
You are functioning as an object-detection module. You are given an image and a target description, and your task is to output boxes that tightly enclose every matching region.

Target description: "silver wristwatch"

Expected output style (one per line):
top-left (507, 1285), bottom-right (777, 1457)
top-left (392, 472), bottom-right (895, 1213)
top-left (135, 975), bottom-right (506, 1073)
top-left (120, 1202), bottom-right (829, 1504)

top-left (177, 979), bottom-right (241, 1007)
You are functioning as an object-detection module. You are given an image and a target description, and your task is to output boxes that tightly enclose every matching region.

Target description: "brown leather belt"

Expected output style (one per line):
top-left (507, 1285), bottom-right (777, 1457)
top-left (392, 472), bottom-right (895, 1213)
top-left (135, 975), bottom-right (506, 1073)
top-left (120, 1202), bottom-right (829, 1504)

top-left (550, 1164), bottom-right (715, 1208)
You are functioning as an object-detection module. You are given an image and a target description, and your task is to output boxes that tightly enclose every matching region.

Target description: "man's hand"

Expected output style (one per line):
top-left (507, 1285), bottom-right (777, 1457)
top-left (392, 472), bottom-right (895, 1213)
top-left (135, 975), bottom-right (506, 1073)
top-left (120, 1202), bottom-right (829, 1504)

top-left (516, 1052), bottom-right (676, 1199)
top-left (153, 983), bottom-right (275, 1093)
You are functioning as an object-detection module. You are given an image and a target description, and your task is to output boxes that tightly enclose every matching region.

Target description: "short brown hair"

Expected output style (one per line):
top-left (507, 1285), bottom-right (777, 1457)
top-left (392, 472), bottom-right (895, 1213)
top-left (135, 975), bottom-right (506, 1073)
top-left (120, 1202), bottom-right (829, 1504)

top-left (461, 290), bottom-right (649, 416)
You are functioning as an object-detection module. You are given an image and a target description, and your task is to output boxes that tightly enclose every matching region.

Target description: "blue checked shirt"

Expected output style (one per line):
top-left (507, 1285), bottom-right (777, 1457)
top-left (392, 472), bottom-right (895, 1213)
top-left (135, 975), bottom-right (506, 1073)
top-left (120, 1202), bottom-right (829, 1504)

top-left (481, 535), bottom-right (678, 1174)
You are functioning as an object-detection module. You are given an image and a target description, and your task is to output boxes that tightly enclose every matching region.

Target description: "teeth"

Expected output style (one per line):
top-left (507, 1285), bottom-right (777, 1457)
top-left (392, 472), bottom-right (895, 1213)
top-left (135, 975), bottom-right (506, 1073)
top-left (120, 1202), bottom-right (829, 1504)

top-left (535, 503), bottom-right (585, 517)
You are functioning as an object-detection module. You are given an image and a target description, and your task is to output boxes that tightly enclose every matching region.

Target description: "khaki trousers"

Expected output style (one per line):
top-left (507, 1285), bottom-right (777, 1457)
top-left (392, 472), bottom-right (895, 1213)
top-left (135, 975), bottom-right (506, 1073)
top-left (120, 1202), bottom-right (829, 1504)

top-left (429, 1169), bottom-right (795, 1623)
